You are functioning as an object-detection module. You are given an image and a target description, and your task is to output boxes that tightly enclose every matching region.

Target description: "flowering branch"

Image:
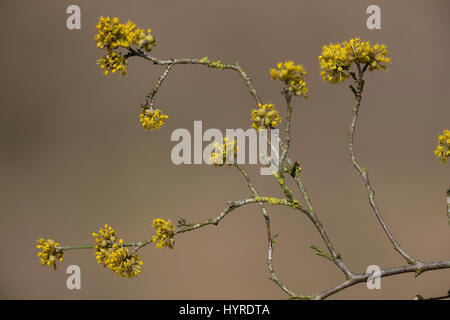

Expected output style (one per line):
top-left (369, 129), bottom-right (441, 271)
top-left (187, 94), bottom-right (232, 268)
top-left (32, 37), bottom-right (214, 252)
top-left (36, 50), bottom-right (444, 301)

top-left (34, 17), bottom-right (450, 299)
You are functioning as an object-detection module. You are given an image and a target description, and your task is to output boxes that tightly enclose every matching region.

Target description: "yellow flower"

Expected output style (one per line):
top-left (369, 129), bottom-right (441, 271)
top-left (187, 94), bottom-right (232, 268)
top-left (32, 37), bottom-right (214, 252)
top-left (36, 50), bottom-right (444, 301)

top-left (251, 103), bottom-right (281, 130)
top-left (139, 108), bottom-right (169, 131)
top-left (104, 244), bottom-right (143, 278)
top-left (345, 38), bottom-right (390, 71)
top-left (92, 224), bottom-right (143, 278)
top-left (95, 17), bottom-right (155, 51)
top-left (210, 137), bottom-right (238, 166)
top-left (152, 218), bottom-right (175, 249)
top-left (435, 129), bottom-right (450, 164)
top-left (270, 61), bottom-right (309, 98)
top-left (36, 238), bottom-right (64, 270)
top-left (92, 224), bottom-right (118, 266)
top-left (318, 37), bottom-right (390, 84)
top-left (97, 51), bottom-right (127, 76)
top-left (318, 43), bottom-right (350, 84)
top-left (95, 17), bottom-right (156, 76)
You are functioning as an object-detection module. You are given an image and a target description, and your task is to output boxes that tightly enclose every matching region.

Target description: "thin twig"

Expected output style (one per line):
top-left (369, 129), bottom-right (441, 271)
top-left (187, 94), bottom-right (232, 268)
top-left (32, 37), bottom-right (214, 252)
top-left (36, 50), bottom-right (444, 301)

top-left (316, 260), bottom-right (450, 300)
top-left (175, 198), bottom-right (256, 234)
top-left (128, 48), bottom-right (261, 105)
top-left (280, 92), bottom-right (293, 166)
top-left (347, 65), bottom-right (417, 265)
top-left (145, 63), bottom-right (173, 106)
top-left (234, 164), bottom-right (306, 298)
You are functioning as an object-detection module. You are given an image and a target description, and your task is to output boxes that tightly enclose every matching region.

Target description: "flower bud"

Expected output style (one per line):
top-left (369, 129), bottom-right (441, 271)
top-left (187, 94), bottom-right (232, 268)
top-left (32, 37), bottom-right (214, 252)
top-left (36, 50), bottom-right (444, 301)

top-left (145, 34), bottom-right (155, 43)
top-left (266, 111), bottom-right (276, 119)
top-left (257, 109), bottom-right (266, 117)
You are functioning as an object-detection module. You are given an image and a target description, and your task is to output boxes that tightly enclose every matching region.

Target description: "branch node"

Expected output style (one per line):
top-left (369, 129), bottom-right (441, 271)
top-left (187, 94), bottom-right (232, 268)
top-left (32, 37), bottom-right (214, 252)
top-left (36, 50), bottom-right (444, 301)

top-left (414, 266), bottom-right (425, 278)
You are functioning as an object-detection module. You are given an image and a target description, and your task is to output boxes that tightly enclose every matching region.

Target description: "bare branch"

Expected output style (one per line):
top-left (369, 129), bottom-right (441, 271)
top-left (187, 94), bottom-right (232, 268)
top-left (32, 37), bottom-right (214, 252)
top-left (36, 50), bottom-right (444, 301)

top-left (144, 63), bottom-right (173, 106)
top-left (316, 260), bottom-right (450, 300)
top-left (347, 68), bottom-right (417, 265)
top-left (128, 48), bottom-right (261, 105)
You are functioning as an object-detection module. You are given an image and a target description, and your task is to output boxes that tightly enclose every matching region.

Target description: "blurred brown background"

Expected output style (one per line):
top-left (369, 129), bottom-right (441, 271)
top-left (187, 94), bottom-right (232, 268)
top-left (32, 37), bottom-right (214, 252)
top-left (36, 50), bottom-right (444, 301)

top-left (0, 0), bottom-right (449, 299)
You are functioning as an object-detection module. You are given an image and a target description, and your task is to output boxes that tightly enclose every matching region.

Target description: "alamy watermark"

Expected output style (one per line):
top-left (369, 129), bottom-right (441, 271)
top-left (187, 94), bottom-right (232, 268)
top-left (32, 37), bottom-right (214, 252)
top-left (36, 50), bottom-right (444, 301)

top-left (366, 265), bottom-right (381, 290)
top-left (66, 5), bottom-right (81, 30)
top-left (366, 5), bottom-right (381, 30)
top-left (66, 265), bottom-right (81, 290)
top-left (170, 121), bottom-right (280, 175)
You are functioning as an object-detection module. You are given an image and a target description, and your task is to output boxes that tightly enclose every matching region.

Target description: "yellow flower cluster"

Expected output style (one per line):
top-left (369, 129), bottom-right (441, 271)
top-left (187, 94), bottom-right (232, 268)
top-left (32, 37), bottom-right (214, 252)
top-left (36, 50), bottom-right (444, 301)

top-left (210, 137), bottom-right (238, 166)
top-left (152, 219), bottom-right (175, 249)
top-left (319, 38), bottom-right (390, 84)
top-left (251, 103), bottom-right (281, 130)
top-left (97, 51), bottom-right (127, 76)
top-left (36, 238), bottom-right (64, 270)
top-left (95, 17), bottom-right (155, 51)
top-left (270, 61), bottom-right (309, 98)
top-left (435, 129), bottom-right (450, 164)
top-left (104, 243), bottom-right (143, 278)
top-left (95, 17), bottom-right (156, 76)
top-left (93, 224), bottom-right (117, 266)
top-left (139, 108), bottom-right (169, 131)
top-left (92, 224), bottom-right (143, 278)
